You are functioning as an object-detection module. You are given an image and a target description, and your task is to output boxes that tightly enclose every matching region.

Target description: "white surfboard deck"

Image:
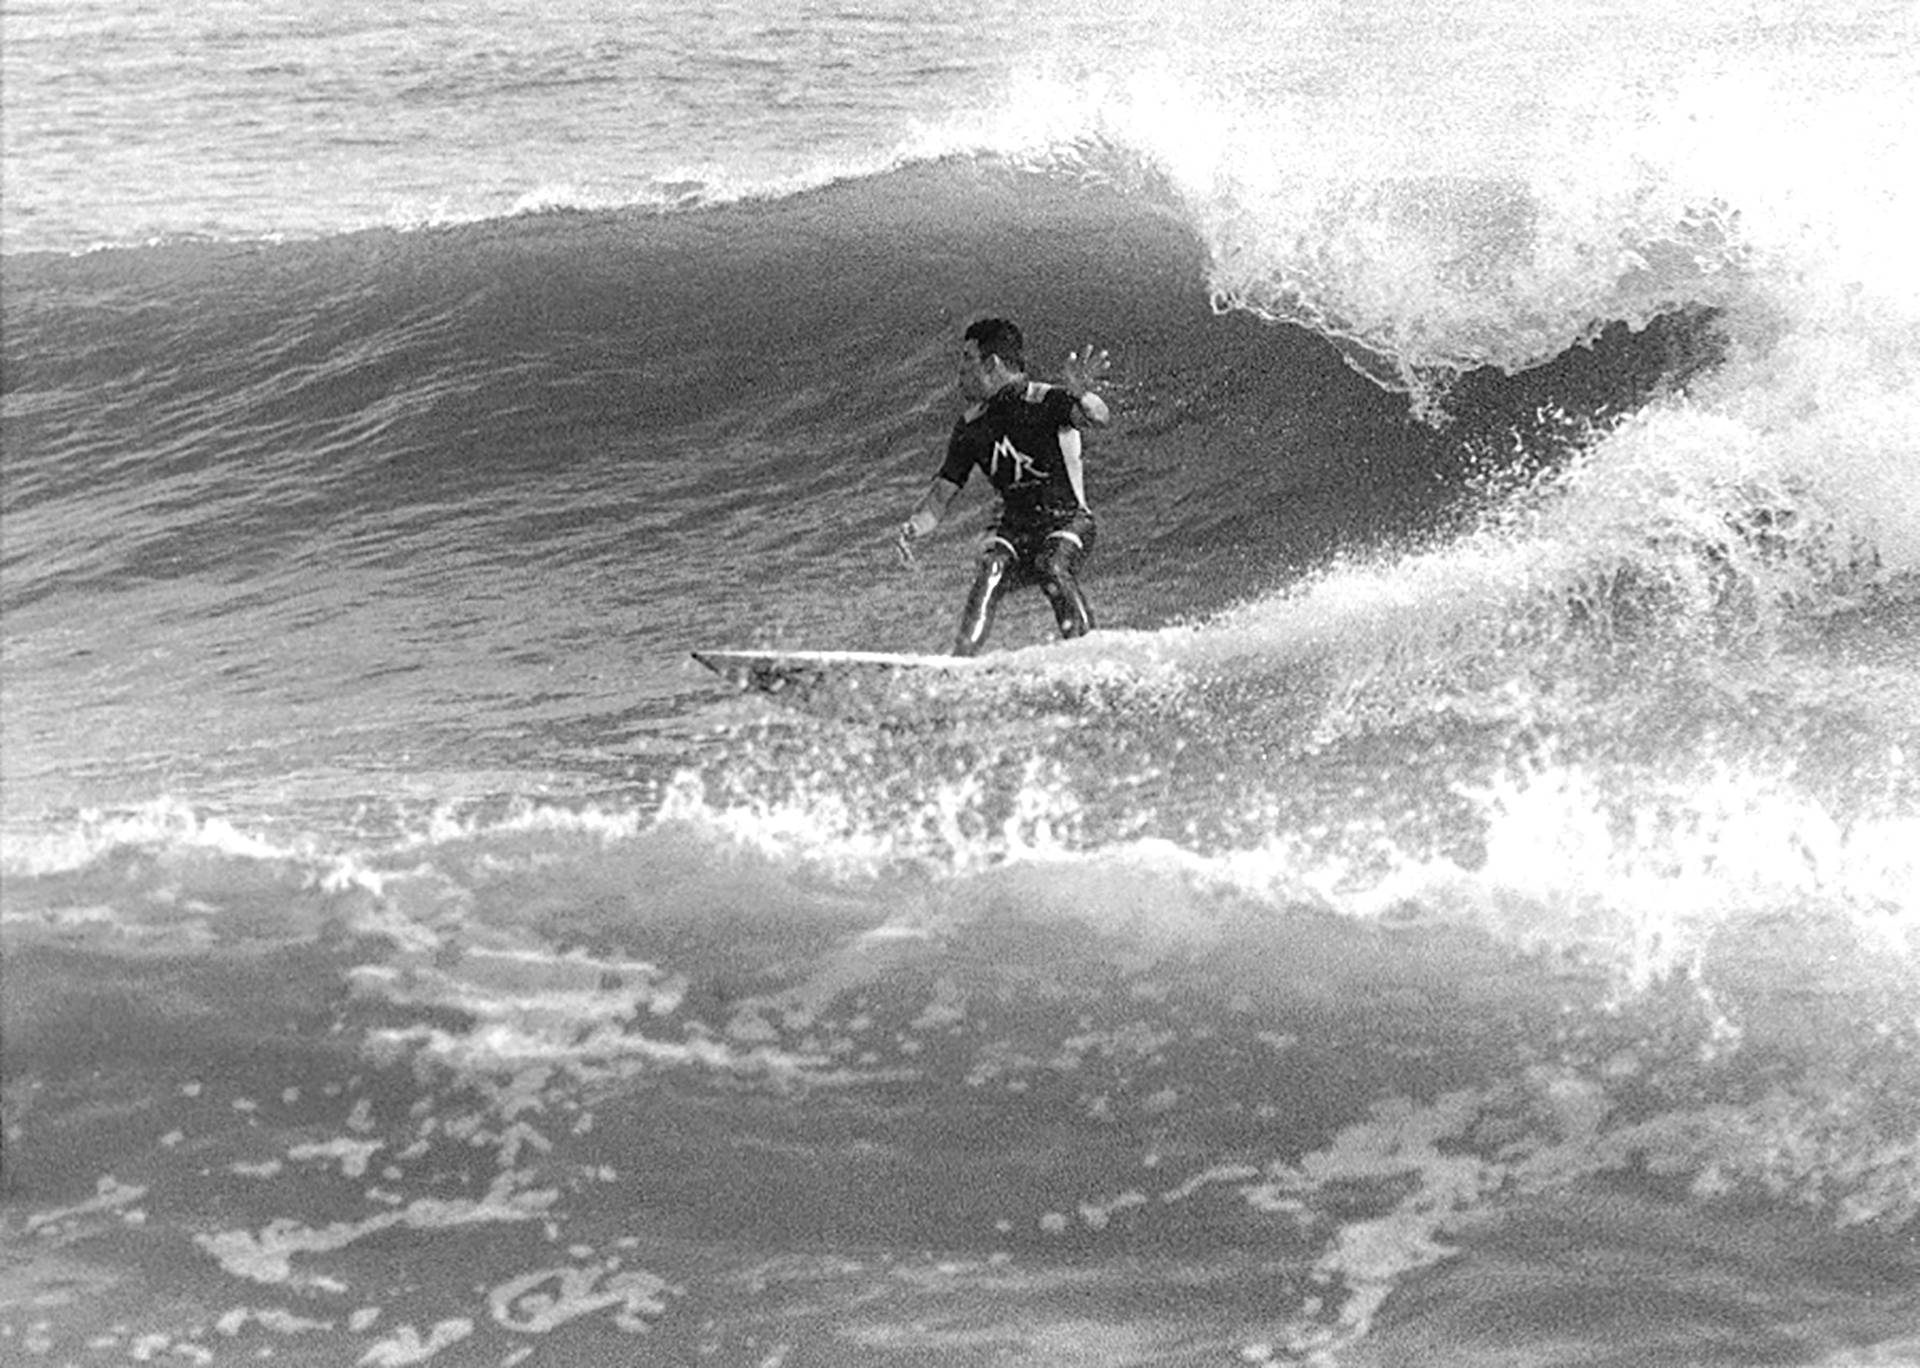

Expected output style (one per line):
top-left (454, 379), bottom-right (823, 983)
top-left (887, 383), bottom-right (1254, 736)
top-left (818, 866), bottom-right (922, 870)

top-left (692, 648), bottom-right (972, 694)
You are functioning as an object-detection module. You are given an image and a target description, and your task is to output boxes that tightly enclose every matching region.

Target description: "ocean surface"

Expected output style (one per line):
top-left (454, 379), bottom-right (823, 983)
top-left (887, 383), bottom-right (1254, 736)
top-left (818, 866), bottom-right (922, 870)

top-left (4, 1), bottom-right (1919, 1363)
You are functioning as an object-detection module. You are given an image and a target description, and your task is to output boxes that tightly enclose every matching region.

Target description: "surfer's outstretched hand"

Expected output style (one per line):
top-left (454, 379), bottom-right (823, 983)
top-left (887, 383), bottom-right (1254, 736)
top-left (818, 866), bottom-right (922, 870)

top-left (1063, 346), bottom-right (1111, 394)
top-left (894, 522), bottom-right (917, 567)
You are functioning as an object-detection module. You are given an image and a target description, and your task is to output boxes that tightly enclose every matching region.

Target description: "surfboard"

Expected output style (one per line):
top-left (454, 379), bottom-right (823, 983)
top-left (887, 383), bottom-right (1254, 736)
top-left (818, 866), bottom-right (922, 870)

top-left (691, 648), bottom-right (968, 695)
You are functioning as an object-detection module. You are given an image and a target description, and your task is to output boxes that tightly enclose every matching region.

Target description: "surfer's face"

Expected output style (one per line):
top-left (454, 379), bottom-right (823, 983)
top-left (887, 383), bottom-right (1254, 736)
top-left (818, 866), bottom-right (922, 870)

top-left (958, 340), bottom-right (997, 399)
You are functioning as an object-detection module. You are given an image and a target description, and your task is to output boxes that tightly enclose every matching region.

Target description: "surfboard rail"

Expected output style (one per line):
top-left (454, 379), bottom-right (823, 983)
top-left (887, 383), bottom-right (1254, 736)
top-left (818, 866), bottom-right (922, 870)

top-left (691, 648), bottom-right (967, 695)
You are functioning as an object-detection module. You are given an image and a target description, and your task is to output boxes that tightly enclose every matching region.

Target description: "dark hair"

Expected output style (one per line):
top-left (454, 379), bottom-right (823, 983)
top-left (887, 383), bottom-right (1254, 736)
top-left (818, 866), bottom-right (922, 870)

top-left (964, 317), bottom-right (1025, 370)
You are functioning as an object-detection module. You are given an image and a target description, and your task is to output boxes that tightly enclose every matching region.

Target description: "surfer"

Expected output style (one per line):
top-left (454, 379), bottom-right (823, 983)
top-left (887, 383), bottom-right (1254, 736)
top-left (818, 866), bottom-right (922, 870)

top-left (895, 318), bottom-right (1112, 656)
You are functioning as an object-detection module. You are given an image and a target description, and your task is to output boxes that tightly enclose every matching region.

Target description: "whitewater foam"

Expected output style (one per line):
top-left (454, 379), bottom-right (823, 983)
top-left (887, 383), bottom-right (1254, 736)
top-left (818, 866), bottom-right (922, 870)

top-left (888, 0), bottom-right (1915, 418)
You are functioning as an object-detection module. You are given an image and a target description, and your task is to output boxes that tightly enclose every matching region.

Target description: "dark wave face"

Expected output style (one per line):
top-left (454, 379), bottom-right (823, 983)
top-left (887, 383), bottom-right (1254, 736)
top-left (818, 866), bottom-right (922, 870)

top-left (4, 89), bottom-right (1919, 1368)
top-left (1, 159), bottom-right (1741, 804)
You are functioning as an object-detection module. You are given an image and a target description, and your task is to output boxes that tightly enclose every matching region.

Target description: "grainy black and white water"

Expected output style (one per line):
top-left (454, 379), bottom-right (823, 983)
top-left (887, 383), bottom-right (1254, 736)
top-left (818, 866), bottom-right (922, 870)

top-left (4, 2), bottom-right (1917, 1364)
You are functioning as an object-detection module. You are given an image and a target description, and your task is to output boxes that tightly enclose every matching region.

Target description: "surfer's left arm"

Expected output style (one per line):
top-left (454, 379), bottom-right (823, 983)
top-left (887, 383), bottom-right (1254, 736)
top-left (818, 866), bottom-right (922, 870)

top-left (1062, 347), bottom-right (1112, 427)
top-left (1054, 348), bottom-right (1109, 510)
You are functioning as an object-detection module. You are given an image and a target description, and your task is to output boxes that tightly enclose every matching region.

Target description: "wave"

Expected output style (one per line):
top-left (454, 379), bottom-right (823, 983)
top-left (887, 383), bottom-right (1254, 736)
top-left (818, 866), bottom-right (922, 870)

top-left (7, 8), bottom-right (1919, 1357)
top-left (7, 787), bottom-right (1917, 1258)
top-left (5, 151), bottom-right (1914, 837)
top-left (0, 153), bottom-right (1758, 609)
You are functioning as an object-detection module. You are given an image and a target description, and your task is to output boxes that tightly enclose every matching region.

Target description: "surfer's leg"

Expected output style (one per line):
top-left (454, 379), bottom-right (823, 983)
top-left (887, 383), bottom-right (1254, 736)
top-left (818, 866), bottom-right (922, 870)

top-left (1039, 514), bottom-right (1096, 640)
top-left (953, 539), bottom-right (1017, 656)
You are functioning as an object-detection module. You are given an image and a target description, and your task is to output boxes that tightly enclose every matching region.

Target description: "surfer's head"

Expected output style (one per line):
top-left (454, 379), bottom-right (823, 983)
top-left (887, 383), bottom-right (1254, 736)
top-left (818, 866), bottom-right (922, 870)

top-left (960, 317), bottom-right (1025, 398)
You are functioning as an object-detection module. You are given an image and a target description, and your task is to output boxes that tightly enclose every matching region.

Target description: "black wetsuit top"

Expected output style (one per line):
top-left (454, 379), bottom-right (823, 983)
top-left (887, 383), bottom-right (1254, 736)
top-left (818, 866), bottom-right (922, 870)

top-left (936, 382), bottom-right (1086, 527)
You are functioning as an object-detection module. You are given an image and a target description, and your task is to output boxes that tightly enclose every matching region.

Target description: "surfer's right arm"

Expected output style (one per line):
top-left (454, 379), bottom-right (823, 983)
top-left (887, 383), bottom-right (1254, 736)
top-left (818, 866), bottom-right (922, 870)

top-left (896, 477), bottom-right (961, 565)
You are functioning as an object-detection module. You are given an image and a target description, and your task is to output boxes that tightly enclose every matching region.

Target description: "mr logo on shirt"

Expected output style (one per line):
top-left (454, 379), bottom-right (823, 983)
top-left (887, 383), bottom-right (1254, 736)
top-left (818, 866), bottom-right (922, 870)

top-left (989, 436), bottom-right (1040, 484)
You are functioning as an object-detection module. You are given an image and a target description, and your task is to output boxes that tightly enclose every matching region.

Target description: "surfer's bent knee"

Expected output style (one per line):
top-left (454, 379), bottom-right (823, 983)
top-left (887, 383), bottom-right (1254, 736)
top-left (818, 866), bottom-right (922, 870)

top-left (1042, 529), bottom-right (1084, 577)
top-left (977, 534), bottom-right (1019, 570)
top-left (1039, 520), bottom-right (1095, 638)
